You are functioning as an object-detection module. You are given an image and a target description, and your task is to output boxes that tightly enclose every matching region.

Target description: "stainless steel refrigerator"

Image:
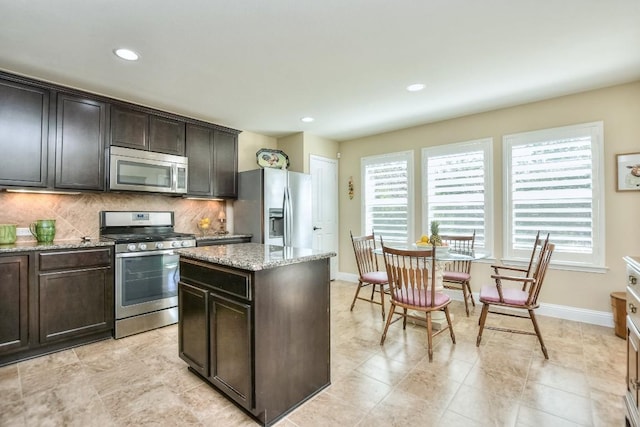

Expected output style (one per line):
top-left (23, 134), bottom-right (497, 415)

top-left (234, 168), bottom-right (313, 248)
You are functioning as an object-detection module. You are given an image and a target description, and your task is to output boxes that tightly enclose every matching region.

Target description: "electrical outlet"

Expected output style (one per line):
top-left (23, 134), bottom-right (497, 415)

top-left (16, 227), bottom-right (31, 236)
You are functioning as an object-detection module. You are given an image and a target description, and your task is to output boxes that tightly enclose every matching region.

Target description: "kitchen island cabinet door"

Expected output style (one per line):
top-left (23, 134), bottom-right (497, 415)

top-left (209, 293), bottom-right (253, 410)
top-left (178, 281), bottom-right (209, 377)
top-left (55, 93), bottom-right (107, 191)
top-left (0, 255), bottom-right (29, 355)
top-left (0, 78), bottom-right (49, 188)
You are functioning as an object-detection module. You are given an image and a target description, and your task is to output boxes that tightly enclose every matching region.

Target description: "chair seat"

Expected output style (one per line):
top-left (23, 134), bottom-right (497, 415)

top-left (395, 289), bottom-right (450, 307)
top-left (361, 271), bottom-right (388, 284)
top-left (479, 285), bottom-right (528, 305)
top-left (443, 271), bottom-right (470, 282)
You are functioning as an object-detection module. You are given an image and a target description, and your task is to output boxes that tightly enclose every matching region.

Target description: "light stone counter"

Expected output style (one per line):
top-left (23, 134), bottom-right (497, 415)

top-left (177, 242), bottom-right (335, 271)
top-left (0, 239), bottom-right (114, 253)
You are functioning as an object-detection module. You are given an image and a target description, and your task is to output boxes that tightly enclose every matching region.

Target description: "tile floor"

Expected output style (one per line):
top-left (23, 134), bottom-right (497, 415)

top-left (0, 280), bottom-right (627, 426)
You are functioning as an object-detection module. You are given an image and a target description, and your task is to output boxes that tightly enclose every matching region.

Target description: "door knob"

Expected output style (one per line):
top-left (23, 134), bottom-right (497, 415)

top-left (313, 226), bottom-right (322, 231)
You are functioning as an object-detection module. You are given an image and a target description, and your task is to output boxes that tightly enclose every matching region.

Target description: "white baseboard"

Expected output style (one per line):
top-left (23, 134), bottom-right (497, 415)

top-left (334, 272), bottom-right (614, 328)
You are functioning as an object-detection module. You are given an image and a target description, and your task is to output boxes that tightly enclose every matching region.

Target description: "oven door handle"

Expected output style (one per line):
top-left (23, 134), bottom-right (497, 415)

top-left (115, 249), bottom-right (179, 259)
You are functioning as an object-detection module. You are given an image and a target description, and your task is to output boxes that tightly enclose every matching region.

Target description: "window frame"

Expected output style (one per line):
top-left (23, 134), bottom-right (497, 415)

top-left (502, 121), bottom-right (605, 272)
top-left (421, 138), bottom-right (494, 256)
top-left (360, 150), bottom-right (414, 244)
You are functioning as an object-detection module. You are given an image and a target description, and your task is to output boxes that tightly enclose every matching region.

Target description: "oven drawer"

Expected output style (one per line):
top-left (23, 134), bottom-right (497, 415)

top-left (180, 259), bottom-right (251, 301)
top-left (39, 248), bottom-right (112, 272)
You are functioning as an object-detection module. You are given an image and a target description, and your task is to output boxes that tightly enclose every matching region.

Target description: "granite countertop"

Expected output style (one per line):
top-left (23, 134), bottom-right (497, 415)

top-left (0, 239), bottom-right (114, 253)
top-left (177, 243), bottom-right (336, 271)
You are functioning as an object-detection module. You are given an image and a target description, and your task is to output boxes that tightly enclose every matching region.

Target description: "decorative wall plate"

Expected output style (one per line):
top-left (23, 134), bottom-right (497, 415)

top-left (256, 148), bottom-right (289, 169)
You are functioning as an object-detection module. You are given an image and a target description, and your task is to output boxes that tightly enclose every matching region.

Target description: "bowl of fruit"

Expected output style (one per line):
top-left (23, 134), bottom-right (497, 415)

top-left (414, 234), bottom-right (432, 248)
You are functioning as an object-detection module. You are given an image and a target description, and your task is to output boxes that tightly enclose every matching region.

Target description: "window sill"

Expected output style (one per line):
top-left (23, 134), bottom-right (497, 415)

top-left (497, 258), bottom-right (608, 274)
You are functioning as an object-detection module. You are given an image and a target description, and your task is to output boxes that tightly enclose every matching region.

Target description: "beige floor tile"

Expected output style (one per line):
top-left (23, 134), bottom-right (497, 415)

top-left (17, 348), bottom-right (80, 378)
top-left (521, 381), bottom-right (593, 425)
top-left (356, 388), bottom-right (444, 427)
top-left (286, 390), bottom-right (367, 427)
top-left (463, 364), bottom-right (527, 399)
top-left (527, 359), bottom-right (590, 397)
top-left (355, 353), bottom-right (412, 386)
top-left (447, 383), bottom-right (520, 426)
top-left (516, 404), bottom-right (583, 426)
top-left (324, 370), bottom-right (393, 411)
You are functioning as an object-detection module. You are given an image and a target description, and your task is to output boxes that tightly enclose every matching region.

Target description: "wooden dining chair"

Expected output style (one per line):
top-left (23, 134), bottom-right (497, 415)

top-left (491, 231), bottom-right (547, 281)
top-left (476, 239), bottom-right (555, 359)
top-left (440, 231), bottom-right (476, 316)
top-left (350, 231), bottom-right (389, 319)
top-left (380, 244), bottom-right (456, 362)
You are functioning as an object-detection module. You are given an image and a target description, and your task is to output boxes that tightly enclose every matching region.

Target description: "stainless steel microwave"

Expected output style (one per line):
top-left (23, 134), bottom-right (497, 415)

top-left (109, 146), bottom-right (188, 194)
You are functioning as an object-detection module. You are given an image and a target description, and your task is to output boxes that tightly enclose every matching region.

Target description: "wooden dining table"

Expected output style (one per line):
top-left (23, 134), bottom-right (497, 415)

top-left (373, 244), bottom-right (486, 328)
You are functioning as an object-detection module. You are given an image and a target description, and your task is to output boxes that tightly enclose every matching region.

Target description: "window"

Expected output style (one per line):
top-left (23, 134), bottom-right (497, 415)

top-left (503, 121), bottom-right (604, 270)
top-left (361, 151), bottom-right (413, 244)
top-left (422, 139), bottom-right (493, 252)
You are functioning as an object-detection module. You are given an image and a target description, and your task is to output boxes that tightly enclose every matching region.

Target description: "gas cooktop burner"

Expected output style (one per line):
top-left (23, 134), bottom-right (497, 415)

top-left (100, 232), bottom-right (196, 243)
top-left (99, 211), bottom-right (196, 253)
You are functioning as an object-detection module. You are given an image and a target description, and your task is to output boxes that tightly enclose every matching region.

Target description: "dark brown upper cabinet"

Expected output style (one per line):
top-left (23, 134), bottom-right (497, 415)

top-left (186, 124), bottom-right (238, 199)
top-left (0, 79), bottom-right (49, 188)
top-left (111, 106), bottom-right (185, 156)
top-left (55, 93), bottom-right (108, 191)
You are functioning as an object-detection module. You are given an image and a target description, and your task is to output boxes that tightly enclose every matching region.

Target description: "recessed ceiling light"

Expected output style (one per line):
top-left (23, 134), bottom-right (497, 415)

top-left (406, 83), bottom-right (425, 92)
top-left (301, 117), bottom-right (314, 123)
top-left (114, 48), bottom-right (140, 61)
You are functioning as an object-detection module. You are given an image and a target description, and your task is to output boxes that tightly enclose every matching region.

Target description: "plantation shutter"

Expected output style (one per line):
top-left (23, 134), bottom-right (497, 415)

top-left (504, 121), bottom-right (604, 267)
top-left (425, 146), bottom-right (488, 249)
top-left (510, 136), bottom-right (593, 252)
top-left (363, 157), bottom-right (409, 243)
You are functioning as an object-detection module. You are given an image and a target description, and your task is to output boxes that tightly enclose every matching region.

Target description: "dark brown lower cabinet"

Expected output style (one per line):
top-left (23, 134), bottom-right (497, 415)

top-left (179, 282), bottom-right (209, 377)
top-left (0, 255), bottom-right (29, 355)
top-left (178, 257), bottom-right (330, 426)
top-left (209, 293), bottom-right (252, 409)
top-left (0, 247), bottom-right (114, 367)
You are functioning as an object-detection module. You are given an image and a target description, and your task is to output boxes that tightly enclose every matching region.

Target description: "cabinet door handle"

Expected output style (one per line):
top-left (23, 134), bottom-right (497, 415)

top-left (630, 303), bottom-right (637, 314)
top-left (630, 276), bottom-right (638, 285)
top-left (632, 379), bottom-right (640, 390)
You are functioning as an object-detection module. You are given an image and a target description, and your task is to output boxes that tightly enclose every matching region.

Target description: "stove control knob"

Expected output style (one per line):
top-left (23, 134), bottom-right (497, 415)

top-left (155, 242), bottom-right (164, 249)
top-left (138, 243), bottom-right (147, 251)
top-left (181, 241), bottom-right (191, 247)
top-left (127, 244), bottom-right (137, 252)
top-left (172, 241), bottom-right (181, 248)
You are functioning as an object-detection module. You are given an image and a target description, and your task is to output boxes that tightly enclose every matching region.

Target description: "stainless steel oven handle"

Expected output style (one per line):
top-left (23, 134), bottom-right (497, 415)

top-left (115, 249), bottom-right (179, 259)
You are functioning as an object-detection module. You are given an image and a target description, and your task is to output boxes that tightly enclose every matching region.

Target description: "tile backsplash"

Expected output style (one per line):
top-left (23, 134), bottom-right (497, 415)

top-left (0, 192), bottom-right (225, 242)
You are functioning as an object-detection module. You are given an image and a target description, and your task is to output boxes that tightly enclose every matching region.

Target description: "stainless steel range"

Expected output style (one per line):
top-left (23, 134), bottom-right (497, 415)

top-left (99, 211), bottom-right (196, 338)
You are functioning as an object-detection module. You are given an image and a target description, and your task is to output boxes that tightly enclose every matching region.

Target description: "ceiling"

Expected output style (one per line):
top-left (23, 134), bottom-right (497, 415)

top-left (1, 1), bottom-right (639, 142)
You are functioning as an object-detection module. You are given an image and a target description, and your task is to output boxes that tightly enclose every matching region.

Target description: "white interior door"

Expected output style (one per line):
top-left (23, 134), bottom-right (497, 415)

top-left (310, 155), bottom-right (338, 280)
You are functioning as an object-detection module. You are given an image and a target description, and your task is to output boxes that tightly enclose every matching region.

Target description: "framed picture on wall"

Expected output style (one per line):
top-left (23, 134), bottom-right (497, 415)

top-left (616, 152), bottom-right (640, 191)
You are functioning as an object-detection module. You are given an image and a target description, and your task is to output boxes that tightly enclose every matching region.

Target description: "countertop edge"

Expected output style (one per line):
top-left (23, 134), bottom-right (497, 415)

top-left (0, 240), bottom-right (115, 253)
top-left (177, 243), bottom-right (336, 271)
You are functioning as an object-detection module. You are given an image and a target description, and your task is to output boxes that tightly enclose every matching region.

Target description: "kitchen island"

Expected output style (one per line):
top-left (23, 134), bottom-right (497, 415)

top-left (176, 243), bottom-right (335, 426)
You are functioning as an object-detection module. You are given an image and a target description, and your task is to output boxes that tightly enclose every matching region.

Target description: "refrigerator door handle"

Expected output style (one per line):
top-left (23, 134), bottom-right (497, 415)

top-left (284, 186), bottom-right (292, 246)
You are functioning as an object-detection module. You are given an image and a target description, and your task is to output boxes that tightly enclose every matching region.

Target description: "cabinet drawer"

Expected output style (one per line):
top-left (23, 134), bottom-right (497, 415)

top-left (180, 259), bottom-right (251, 300)
top-left (629, 263), bottom-right (640, 330)
top-left (39, 248), bottom-right (112, 272)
